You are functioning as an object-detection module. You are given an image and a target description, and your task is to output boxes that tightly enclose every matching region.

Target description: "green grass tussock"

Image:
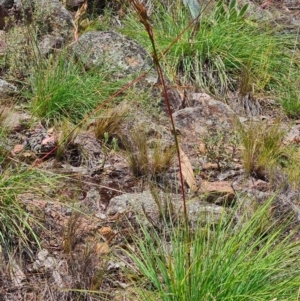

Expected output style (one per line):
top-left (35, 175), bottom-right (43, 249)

top-left (126, 199), bottom-right (300, 301)
top-left (121, 0), bottom-right (300, 114)
top-left (26, 53), bottom-right (125, 123)
top-left (236, 119), bottom-right (300, 186)
top-left (237, 120), bottom-right (284, 178)
top-left (0, 168), bottom-right (56, 253)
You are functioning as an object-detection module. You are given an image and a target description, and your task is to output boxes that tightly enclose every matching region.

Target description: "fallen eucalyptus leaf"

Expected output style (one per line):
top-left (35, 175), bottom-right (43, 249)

top-left (179, 146), bottom-right (197, 192)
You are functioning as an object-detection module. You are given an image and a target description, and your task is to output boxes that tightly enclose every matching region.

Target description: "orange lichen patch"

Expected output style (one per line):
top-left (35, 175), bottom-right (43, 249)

top-left (125, 56), bottom-right (140, 67)
top-left (99, 226), bottom-right (114, 241)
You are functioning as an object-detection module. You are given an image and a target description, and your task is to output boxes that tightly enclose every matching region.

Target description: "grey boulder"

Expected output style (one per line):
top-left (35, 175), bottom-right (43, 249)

top-left (73, 31), bottom-right (156, 83)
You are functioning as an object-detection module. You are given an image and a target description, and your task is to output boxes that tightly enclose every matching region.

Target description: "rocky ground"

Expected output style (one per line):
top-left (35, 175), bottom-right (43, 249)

top-left (0, 0), bottom-right (300, 300)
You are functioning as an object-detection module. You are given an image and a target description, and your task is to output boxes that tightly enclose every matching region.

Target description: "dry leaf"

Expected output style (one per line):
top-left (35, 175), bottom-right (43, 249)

top-left (41, 135), bottom-right (55, 145)
top-left (22, 151), bottom-right (35, 158)
top-left (199, 142), bottom-right (206, 154)
top-left (73, 0), bottom-right (88, 42)
top-left (99, 226), bottom-right (114, 240)
top-left (13, 144), bottom-right (24, 154)
top-left (179, 146), bottom-right (197, 192)
top-left (95, 242), bottom-right (110, 255)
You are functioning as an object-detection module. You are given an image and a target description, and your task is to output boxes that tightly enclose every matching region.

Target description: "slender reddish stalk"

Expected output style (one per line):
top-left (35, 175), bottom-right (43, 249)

top-left (128, 1), bottom-right (204, 296)
top-left (129, 0), bottom-right (189, 224)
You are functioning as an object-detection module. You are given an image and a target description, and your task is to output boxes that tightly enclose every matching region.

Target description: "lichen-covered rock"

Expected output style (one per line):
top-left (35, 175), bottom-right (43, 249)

top-left (14, 0), bottom-right (73, 36)
top-left (0, 0), bottom-right (13, 9)
top-left (73, 132), bottom-right (106, 175)
top-left (25, 126), bottom-right (56, 154)
top-left (173, 93), bottom-right (234, 139)
top-left (106, 190), bottom-right (229, 228)
top-left (66, 0), bottom-right (105, 11)
top-left (37, 0), bottom-right (73, 34)
top-left (0, 30), bottom-right (6, 54)
top-left (73, 31), bottom-right (156, 83)
top-left (39, 35), bottom-right (64, 56)
top-left (66, 0), bottom-right (86, 8)
top-left (0, 78), bottom-right (17, 94)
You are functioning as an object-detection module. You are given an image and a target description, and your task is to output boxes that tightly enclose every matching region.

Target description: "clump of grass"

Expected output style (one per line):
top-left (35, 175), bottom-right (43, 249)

top-left (237, 119), bottom-right (300, 187)
top-left (124, 128), bottom-right (176, 180)
top-left (0, 168), bottom-right (56, 253)
top-left (279, 144), bottom-right (300, 189)
top-left (279, 76), bottom-right (300, 118)
top-left (94, 103), bottom-right (128, 141)
top-left (125, 198), bottom-right (300, 301)
top-left (63, 210), bottom-right (82, 255)
top-left (55, 118), bottom-right (78, 162)
top-left (201, 129), bottom-right (239, 171)
top-left (67, 242), bottom-right (110, 299)
top-left (62, 210), bottom-right (112, 300)
top-left (237, 120), bottom-right (284, 179)
top-left (26, 52), bottom-right (125, 123)
top-left (121, 0), bottom-right (299, 99)
top-left (5, 25), bottom-right (40, 80)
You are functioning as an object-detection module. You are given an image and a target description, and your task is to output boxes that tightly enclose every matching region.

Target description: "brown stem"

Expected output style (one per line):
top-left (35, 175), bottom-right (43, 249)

top-left (128, 1), bottom-right (207, 297)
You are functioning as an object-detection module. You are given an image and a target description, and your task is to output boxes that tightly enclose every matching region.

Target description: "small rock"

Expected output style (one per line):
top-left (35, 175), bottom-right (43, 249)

top-left (0, 0), bottom-right (13, 9)
top-left (200, 181), bottom-right (235, 205)
top-left (217, 169), bottom-right (241, 181)
top-left (82, 188), bottom-right (101, 212)
top-left (10, 259), bottom-right (25, 288)
top-left (43, 256), bottom-right (55, 269)
top-left (39, 34), bottom-right (64, 56)
top-left (52, 270), bottom-right (64, 288)
top-left (284, 124), bottom-right (300, 144)
top-left (0, 79), bottom-right (17, 94)
top-left (37, 249), bottom-right (49, 261)
top-left (34, 249), bottom-right (54, 270)
top-left (12, 144), bottom-right (25, 154)
top-left (173, 94), bottom-right (234, 140)
top-left (202, 162), bottom-right (219, 170)
top-left (0, 30), bottom-right (6, 55)
top-left (99, 226), bottom-right (114, 240)
top-left (199, 142), bottom-right (206, 154)
top-left (250, 179), bottom-right (270, 192)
